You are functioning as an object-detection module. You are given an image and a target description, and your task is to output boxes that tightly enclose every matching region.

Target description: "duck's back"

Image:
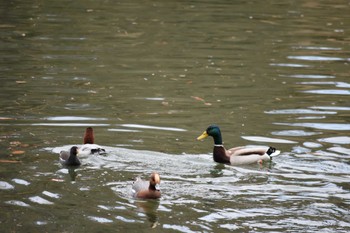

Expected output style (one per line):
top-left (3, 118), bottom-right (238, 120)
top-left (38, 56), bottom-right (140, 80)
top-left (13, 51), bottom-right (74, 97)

top-left (59, 150), bottom-right (70, 162)
top-left (132, 178), bottom-right (149, 196)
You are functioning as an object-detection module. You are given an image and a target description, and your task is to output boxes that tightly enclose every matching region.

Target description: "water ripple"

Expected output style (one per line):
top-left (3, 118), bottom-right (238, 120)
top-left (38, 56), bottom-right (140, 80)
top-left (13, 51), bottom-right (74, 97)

top-left (275, 122), bottom-right (350, 131)
top-left (0, 181), bottom-right (14, 190)
top-left (270, 63), bottom-right (311, 68)
top-left (45, 116), bottom-right (108, 121)
top-left (265, 109), bottom-right (336, 114)
top-left (31, 123), bottom-right (110, 127)
top-left (302, 89), bottom-right (350, 95)
top-left (310, 106), bottom-right (350, 111)
top-left (298, 81), bottom-right (350, 88)
top-left (120, 124), bottom-right (187, 132)
top-left (271, 130), bottom-right (321, 136)
top-left (12, 178), bottom-right (30, 186)
top-left (288, 55), bottom-right (347, 61)
top-left (281, 74), bottom-right (335, 79)
top-left (318, 136), bottom-right (350, 144)
top-left (5, 200), bottom-right (30, 207)
top-left (87, 216), bottom-right (113, 223)
top-left (292, 46), bottom-right (341, 51)
top-left (241, 136), bottom-right (297, 144)
top-left (28, 196), bottom-right (54, 205)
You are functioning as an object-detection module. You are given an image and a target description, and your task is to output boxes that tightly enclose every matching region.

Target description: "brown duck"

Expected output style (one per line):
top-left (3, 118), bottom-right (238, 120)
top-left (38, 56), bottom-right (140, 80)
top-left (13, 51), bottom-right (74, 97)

top-left (132, 172), bottom-right (161, 199)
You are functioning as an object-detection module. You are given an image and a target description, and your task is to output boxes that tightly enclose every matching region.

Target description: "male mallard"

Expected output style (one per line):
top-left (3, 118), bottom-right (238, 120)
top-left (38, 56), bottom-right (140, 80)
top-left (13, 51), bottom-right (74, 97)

top-left (79, 127), bottom-right (106, 155)
top-left (59, 146), bottom-right (81, 166)
top-left (132, 172), bottom-right (161, 199)
top-left (197, 125), bottom-right (280, 165)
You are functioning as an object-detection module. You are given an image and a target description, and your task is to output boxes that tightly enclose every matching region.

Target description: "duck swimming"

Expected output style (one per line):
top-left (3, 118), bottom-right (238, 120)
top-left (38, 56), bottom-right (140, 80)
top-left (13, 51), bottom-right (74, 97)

top-left (197, 125), bottom-right (280, 165)
top-left (132, 172), bottom-right (161, 199)
top-left (79, 127), bottom-right (106, 155)
top-left (59, 146), bottom-right (81, 166)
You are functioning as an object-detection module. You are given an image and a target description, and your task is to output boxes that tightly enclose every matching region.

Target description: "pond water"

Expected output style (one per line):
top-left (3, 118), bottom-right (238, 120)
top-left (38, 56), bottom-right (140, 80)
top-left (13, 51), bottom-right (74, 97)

top-left (1, 0), bottom-right (350, 232)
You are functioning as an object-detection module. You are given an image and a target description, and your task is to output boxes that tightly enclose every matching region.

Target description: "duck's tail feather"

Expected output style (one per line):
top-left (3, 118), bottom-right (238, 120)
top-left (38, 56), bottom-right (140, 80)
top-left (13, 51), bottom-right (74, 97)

top-left (266, 147), bottom-right (281, 158)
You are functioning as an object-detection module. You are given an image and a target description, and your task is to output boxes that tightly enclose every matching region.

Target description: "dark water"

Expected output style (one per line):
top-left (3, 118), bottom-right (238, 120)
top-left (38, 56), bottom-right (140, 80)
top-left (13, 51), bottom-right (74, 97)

top-left (1, 0), bottom-right (350, 232)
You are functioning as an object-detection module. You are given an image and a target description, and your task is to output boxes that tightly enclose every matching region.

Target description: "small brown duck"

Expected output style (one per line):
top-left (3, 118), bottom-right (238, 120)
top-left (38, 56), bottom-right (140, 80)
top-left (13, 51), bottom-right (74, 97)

top-left (79, 127), bottom-right (106, 155)
top-left (197, 125), bottom-right (280, 165)
top-left (132, 172), bottom-right (161, 199)
top-left (59, 146), bottom-right (81, 166)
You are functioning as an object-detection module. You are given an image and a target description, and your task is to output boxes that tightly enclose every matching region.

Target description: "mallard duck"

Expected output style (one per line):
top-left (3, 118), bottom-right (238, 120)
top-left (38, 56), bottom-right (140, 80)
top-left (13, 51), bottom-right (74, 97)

top-left (197, 125), bottom-right (280, 165)
top-left (59, 146), bottom-right (81, 166)
top-left (79, 127), bottom-right (106, 155)
top-left (132, 172), bottom-right (161, 199)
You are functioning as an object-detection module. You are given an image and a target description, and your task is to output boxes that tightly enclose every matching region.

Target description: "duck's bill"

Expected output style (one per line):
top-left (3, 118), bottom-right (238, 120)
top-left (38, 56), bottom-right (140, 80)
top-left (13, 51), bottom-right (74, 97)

top-left (197, 131), bottom-right (208, 140)
top-left (155, 184), bottom-right (160, 191)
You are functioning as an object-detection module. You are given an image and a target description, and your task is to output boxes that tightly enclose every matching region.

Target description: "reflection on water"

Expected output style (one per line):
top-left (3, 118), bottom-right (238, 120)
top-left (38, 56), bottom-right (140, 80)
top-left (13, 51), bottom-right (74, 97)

top-left (1, 0), bottom-right (350, 232)
top-left (135, 200), bottom-right (160, 228)
top-left (276, 122), bottom-right (350, 131)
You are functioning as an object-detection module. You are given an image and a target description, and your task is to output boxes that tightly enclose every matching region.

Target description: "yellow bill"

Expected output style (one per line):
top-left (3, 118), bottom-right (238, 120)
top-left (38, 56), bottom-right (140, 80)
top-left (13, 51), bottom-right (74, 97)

top-left (197, 131), bottom-right (209, 140)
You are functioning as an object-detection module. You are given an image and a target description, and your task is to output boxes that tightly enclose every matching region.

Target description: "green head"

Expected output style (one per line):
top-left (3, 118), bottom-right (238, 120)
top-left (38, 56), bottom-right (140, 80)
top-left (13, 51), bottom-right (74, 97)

top-left (197, 125), bottom-right (223, 145)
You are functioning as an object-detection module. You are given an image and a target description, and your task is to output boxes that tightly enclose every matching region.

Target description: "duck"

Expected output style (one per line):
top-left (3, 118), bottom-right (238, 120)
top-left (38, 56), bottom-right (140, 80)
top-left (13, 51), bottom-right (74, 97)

top-left (59, 146), bottom-right (81, 166)
top-left (132, 172), bottom-right (161, 199)
top-left (197, 125), bottom-right (280, 165)
top-left (79, 127), bottom-right (106, 156)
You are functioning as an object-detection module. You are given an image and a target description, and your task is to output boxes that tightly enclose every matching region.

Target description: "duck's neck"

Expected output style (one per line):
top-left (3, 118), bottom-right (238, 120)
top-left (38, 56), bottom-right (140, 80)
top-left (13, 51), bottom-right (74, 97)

top-left (212, 131), bottom-right (223, 145)
top-left (149, 185), bottom-right (157, 191)
top-left (213, 145), bottom-right (230, 164)
top-left (147, 184), bottom-right (161, 198)
top-left (67, 154), bottom-right (81, 165)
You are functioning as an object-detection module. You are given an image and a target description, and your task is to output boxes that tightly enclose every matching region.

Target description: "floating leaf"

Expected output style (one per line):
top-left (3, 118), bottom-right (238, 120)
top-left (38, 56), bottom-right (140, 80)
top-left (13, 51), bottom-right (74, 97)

top-left (191, 96), bottom-right (212, 106)
top-left (51, 179), bottom-right (64, 182)
top-left (10, 141), bottom-right (21, 146)
top-left (11, 150), bottom-right (25, 155)
top-left (191, 96), bottom-right (205, 102)
top-left (0, 159), bottom-right (21, 163)
top-left (0, 117), bottom-right (13, 120)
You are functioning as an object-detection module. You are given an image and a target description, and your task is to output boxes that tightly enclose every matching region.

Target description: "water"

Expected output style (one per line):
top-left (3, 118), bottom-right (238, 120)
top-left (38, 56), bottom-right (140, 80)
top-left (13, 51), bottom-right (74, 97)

top-left (1, 0), bottom-right (350, 232)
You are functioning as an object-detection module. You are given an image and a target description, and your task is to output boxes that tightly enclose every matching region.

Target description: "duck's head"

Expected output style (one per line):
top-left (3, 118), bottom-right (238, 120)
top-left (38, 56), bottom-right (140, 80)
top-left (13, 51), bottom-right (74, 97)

top-left (150, 172), bottom-right (161, 191)
top-left (197, 125), bottom-right (221, 140)
top-left (197, 125), bottom-right (223, 145)
top-left (70, 146), bottom-right (79, 155)
top-left (84, 127), bottom-right (94, 144)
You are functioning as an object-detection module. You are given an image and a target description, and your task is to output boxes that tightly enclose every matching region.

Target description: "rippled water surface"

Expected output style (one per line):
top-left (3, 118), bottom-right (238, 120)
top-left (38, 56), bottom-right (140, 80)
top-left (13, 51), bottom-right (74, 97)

top-left (1, 0), bottom-right (350, 232)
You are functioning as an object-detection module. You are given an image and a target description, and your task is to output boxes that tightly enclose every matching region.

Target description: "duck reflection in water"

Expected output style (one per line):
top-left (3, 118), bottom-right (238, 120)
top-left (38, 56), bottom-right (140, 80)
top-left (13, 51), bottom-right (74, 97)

top-left (210, 163), bottom-right (225, 177)
top-left (135, 199), bottom-right (160, 228)
top-left (67, 167), bottom-right (79, 181)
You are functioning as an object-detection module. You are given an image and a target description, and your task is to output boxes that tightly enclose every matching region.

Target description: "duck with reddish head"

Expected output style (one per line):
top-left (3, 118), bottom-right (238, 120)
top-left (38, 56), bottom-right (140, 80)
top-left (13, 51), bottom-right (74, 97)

top-left (197, 125), bottom-right (280, 165)
top-left (132, 172), bottom-right (161, 199)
